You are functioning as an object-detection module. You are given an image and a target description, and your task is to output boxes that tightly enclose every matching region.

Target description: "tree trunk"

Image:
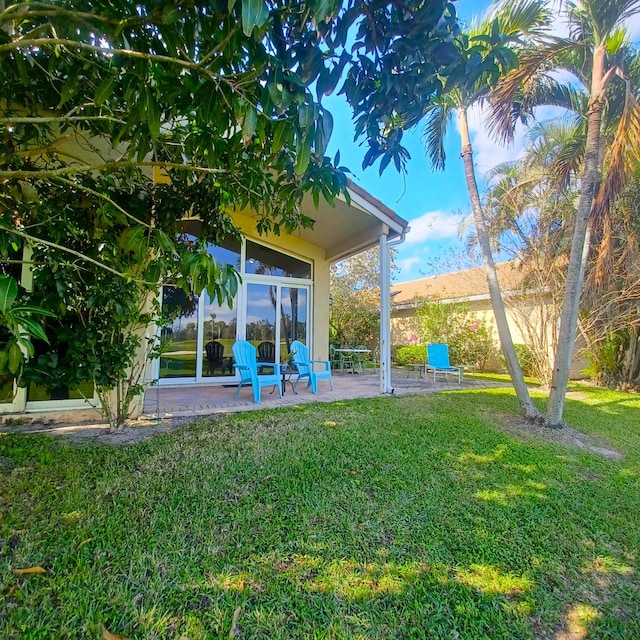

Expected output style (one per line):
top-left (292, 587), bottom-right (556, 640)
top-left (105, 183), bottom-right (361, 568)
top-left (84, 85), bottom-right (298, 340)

top-left (545, 45), bottom-right (607, 426)
top-left (458, 108), bottom-right (542, 421)
top-left (626, 328), bottom-right (640, 383)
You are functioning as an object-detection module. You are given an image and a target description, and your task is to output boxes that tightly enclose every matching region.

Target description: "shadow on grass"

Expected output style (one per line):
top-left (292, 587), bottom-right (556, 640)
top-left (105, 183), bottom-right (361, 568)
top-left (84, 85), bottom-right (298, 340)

top-left (1, 391), bottom-right (639, 639)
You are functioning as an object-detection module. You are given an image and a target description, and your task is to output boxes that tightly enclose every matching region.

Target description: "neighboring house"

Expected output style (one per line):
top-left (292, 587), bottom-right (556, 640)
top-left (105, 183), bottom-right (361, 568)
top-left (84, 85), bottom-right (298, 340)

top-left (0, 178), bottom-right (407, 419)
top-left (391, 261), bottom-right (527, 345)
top-left (391, 261), bottom-right (587, 378)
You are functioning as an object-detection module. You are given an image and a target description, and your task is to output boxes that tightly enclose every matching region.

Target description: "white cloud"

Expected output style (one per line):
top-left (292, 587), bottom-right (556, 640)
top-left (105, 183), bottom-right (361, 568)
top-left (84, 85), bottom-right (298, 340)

top-left (461, 103), bottom-right (528, 181)
top-left (404, 210), bottom-right (465, 245)
top-left (397, 256), bottom-right (422, 272)
top-left (623, 14), bottom-right (640, 41)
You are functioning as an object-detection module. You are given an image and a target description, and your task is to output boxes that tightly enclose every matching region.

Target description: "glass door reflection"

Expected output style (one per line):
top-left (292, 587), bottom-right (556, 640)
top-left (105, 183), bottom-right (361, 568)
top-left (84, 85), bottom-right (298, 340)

top-left (280, 287), bottom-right (307, 359)
top-left (246, 283), bottom-right (277, 372)
top-left (160, 287), bottom-right (199, 379)
top-left (201, 292), bottom-right (237, 378)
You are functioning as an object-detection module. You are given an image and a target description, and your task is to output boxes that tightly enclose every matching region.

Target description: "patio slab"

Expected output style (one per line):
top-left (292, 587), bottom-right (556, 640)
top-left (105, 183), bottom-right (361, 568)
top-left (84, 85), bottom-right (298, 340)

top-left (141, 370), bottom-right (508, 420)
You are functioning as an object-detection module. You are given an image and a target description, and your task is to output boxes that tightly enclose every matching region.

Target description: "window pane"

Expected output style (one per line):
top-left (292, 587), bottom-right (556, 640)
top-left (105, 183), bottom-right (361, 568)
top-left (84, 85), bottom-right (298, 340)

top-left (160, 287), bottom-right (199, 379)
top-left (27, 381), bottom-right (94, 402)
top-left (207, 237), bottom-right (242, 271)
top-left (246, 283), bottom-right (276, 345)
top-left (245, 241), bottom-right (311, 279)
top-left (246, 284), bottom-right (277, 374)
top-left (280, 287), bottom-right (307, 359)
top-left (0, 373), bottom-right (15, 403)
top-left (202, 290), bottom-right (237, 378)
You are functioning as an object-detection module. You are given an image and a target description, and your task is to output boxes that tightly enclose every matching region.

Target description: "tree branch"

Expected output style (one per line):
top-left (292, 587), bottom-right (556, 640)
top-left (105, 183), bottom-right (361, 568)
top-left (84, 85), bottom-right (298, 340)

top-left (0, 161), bottom-right (226, 180)
top-left (1, 115), bottom-right (128, 125)
top-left (53, 177), bottom-right (153, 231)
top-left (2, 226), bottom-right (156, 283)
top-left (0, 38), bottom-right (235, 87)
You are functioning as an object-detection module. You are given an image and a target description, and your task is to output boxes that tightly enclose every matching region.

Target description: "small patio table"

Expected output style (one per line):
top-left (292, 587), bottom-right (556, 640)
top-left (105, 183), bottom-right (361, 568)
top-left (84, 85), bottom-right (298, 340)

top-left (270, 363), bottom-right (297, 395)
top-left (404, 363), bottom-right (427, 379)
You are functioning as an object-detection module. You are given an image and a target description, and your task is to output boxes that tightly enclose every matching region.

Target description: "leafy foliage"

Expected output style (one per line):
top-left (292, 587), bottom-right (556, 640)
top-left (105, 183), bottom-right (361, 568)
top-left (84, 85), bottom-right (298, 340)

top-left (329, 247), bottom-right (396, 349)
top-left (0, 0), bottom-right (464, 424)
top-left (393, 344), bottom-right (426, 365)
top-left (581, 175), bottom-right (640, 389)
top-left (0, 275), bottom-right (55, 382)
top-left (415, 299), bottom-right (499, 370)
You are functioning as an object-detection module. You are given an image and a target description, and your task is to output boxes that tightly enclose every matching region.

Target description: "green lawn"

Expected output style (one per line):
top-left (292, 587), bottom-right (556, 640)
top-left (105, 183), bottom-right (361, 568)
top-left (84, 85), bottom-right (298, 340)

top-left (1, 384), bottom-right (639, 639)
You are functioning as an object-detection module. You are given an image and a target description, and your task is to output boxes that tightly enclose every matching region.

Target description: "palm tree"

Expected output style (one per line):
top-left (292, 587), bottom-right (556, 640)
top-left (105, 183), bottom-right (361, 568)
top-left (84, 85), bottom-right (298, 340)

top-left (422, 0), bottom-right (550, 421)
top-left (469, 124), bottom-right (580, 385)
top-left (490, 0), bottom-right (640, 426)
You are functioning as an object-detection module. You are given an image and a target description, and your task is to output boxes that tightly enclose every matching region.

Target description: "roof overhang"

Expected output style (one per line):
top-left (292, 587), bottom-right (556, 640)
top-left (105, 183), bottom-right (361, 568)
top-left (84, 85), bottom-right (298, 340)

top-left (293, 179), bottom-right (408, 263)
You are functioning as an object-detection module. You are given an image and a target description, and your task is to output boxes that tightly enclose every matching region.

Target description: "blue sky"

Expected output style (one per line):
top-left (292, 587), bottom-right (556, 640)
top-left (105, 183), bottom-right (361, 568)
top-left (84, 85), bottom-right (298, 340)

top-left (324, 0), bottom-right (640, 283)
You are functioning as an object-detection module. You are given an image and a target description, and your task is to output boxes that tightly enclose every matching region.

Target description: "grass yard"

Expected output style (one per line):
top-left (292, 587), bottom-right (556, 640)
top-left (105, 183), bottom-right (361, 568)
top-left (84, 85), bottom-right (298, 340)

top-left (1, 384), bottom-right (639, 639)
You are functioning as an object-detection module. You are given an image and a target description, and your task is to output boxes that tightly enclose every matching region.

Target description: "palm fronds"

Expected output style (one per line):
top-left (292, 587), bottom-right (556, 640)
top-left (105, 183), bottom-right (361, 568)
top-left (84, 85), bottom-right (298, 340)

top-left (489, 37), bottom-right (584, 144)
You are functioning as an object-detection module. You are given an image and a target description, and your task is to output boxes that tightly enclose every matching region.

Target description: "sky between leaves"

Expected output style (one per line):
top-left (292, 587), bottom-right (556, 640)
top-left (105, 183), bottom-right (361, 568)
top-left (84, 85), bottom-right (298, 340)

top-left (324, 0), bottom-right (640, 283)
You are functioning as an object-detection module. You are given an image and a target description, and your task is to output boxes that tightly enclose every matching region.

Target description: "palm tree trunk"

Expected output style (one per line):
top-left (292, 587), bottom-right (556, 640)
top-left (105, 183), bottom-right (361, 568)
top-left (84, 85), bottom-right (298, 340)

top-left (458, 108), bottom-right (541, 421)
top-left (545, 45), bottom-right (607, 427)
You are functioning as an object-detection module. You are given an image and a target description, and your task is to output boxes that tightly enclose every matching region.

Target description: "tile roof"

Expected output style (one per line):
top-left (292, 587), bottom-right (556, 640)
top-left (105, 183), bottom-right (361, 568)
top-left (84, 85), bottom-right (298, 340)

top-left (391, 261), bottom-right (525, 307)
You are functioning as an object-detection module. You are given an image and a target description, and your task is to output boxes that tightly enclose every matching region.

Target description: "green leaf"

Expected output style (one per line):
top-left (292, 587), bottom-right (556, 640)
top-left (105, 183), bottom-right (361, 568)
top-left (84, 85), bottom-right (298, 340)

top-left (273, 121), bottom-right (289, 153)
top-left (196, 81), bottom-right (217, 123)
top-left (19, 317), bottom-right (49, 343)
top-left (8, 342), bottom-right (22, 374)
top-left (162, 4), bottom-right (181, 24)
top-left (298, 103), bottom-right (313, 129)
top-left (242, 105), bottom-right (258, 142)
top-left (155, 230), bottom-right (176, 254)
top-left (58, 82), bottom-right (76, 108)
top-left (311, 0), bottom-right (334, 22)
top-left (316, 110), bottom-right (333, 155)
top-left (295, 135), bottom-right (312, 175)
top-left (147, 93), bottom-right (161, 139)
top-left (11, 305), bottom-right (56, 317)
top-left (0, 275), bottom-right (18, 313)
top-left (94, 76), bottom-right (116, 107)
top-left (119, 226), bottom-right (147, 260)
top-left (241, 0), bottom-right (269, 36)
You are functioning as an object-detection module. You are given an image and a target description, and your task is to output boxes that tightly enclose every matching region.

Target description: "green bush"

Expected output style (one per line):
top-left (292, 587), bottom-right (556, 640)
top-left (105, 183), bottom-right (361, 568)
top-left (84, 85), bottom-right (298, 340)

top-left (393, 345), bottom-right (426, 366)
top-left (514, 343), bottom-right (535, 377)
top-left (501, 343), bottom-right (535, 377)
top-left (416, 299), bottom-right (499, 371)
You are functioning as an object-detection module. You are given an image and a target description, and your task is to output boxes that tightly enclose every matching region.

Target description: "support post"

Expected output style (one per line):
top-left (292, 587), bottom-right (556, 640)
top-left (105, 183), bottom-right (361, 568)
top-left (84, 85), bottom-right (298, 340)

top-left (379, 233), bottom-right (392, 393)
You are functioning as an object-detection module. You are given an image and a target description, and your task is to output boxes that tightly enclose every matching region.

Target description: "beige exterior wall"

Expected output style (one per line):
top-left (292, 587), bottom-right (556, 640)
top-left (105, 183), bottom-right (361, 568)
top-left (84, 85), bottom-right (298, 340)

top-left (391, 296), bottom-right (587, 378)
top-left (230, 208), bottom-right (332, 362)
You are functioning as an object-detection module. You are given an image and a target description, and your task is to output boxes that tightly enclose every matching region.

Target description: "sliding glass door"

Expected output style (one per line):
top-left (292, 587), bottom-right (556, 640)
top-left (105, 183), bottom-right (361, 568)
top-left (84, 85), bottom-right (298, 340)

top-left (157, 237), bottom-right (311, 384)
top-left (243, 283), bottom-right (309, 367)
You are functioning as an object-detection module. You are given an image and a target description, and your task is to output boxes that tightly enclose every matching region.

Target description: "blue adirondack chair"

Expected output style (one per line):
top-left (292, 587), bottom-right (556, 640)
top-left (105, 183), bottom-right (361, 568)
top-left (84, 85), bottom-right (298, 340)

top-left (232, 340), bottom-right (282, 403)
top-left (290, 340), bottom-right (334, 394)
top-left (426, 343), bottom-right (463, 384)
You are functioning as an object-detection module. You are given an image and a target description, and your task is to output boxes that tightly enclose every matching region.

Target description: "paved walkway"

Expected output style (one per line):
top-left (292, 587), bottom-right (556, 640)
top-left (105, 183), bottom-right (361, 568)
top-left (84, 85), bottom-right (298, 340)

top-left (0, 371), bottom-right (509, 443)
top-left (141, 370), bottom-right (508, 420)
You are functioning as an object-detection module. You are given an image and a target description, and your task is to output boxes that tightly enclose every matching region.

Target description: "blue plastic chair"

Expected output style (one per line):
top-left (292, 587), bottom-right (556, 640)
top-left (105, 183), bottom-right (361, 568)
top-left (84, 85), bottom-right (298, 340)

top-left (426, 344), bottom-right (463, 384)
top-left (232, 340), bottom-right (282, 403)
top-left (290, 340), bottom-right (334, 394)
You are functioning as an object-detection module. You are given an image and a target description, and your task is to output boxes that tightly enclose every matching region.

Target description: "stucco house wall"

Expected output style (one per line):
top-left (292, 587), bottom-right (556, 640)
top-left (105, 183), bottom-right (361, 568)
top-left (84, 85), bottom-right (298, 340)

top-left (2, 178), bottom-right (407, 421)
top-left (390, 263), bottom-right (587, 378)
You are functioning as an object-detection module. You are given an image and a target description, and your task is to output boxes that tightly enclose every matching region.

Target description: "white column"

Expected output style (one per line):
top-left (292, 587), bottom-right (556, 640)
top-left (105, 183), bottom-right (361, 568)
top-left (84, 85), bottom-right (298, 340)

top-left (379, 233), bottom-right (392, 393)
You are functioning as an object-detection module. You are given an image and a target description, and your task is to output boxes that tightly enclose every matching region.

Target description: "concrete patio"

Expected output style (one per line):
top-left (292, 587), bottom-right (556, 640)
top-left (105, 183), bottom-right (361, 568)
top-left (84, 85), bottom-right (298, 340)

top-left (142, 369), bottom-right (509, 420)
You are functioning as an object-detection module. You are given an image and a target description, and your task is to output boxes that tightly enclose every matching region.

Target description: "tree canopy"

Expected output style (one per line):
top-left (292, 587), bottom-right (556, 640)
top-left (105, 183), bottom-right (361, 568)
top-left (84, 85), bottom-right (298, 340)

top-left (0, 0), bottom-right (465, 425)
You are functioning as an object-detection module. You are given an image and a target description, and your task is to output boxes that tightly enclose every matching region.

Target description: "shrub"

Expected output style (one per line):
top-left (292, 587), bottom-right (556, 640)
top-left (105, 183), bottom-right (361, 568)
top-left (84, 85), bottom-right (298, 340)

top-left (415, 299), bottom-right (499, 371)
top-left (393, 345), bottom-right (426, 366)
top-left (501, 343), bottom-right (535, 377)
